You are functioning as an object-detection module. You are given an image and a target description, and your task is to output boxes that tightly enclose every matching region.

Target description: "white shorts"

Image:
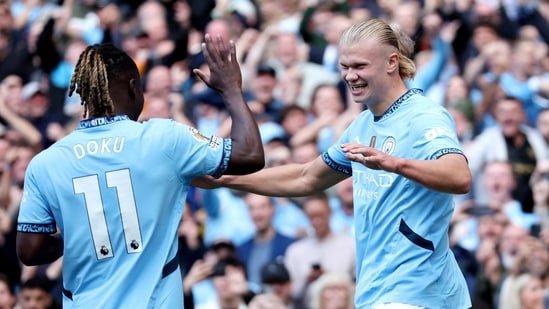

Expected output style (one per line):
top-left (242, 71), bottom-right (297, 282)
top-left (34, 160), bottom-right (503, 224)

top-left (372, 304), bottom-right (426, 309)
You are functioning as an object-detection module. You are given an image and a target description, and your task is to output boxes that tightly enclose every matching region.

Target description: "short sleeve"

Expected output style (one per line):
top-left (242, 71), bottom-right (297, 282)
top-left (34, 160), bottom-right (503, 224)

top-left (323, 123), bottom-right (353, 175)
top-left (164, 121), bottom-right (232, 179)
top-left (410, 108), bottom-right (465, 160)
top-left (17, 162), bottom-right (57, 234)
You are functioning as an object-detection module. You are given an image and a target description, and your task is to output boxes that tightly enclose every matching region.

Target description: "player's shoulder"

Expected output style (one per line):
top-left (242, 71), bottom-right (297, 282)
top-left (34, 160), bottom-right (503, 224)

top-left (24, 146), bottom-right (57, 176)
top-left (408, 94), bottom-right (450, 119)
top-left (140, 118), bottom-right (191, 133)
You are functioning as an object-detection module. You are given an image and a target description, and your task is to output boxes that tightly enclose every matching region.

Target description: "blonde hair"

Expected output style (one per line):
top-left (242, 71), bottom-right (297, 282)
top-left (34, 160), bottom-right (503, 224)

top-left (339, 18), bottom-right (416, 80)
top-left (310, 272), bottom-right (354, 309)
top-left (499, 273), bottom-right (540, 309)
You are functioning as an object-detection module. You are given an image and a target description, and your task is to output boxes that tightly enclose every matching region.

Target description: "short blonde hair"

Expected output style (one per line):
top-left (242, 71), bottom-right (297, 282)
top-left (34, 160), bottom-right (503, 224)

top-left (340, 18), bottom-right (416, 80)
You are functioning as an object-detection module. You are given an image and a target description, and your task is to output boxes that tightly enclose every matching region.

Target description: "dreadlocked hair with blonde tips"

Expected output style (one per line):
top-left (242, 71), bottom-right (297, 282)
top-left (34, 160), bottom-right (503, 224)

top-left (69, 43), bottom-right (138, 119)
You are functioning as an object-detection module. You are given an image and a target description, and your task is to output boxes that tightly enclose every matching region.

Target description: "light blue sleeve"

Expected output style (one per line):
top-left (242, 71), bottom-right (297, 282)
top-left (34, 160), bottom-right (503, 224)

top-left (17, 160), bottom-right (57, 233)
top-left (323, 118), bottom-right (357, 175)
top-left (160, 120), bottom-right (232, 179)
top-left (410, 106), bottom-right (464, 160)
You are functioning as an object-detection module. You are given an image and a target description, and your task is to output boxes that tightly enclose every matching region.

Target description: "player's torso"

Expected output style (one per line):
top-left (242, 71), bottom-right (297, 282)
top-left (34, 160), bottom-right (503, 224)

top-left (38, 119), bottom-right (185, 299)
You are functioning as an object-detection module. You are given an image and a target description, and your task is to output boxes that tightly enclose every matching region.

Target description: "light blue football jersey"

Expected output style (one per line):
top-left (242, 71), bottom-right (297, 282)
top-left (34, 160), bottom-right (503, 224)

top-left (17, 115), bottom-right (232, 309)
top-left (323, 89), bottom-right (471, 309)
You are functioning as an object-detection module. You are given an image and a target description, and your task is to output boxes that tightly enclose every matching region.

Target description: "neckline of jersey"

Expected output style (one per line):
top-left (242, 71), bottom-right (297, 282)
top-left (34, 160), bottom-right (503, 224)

top-left (77, 115), bottom-right (130, 129)
top-left (373, 88), bottom-right (423, 122)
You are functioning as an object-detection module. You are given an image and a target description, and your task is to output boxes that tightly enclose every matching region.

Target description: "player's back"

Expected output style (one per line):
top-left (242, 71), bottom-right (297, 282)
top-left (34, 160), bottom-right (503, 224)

top-left (22, 116), bottom-right (225, 308)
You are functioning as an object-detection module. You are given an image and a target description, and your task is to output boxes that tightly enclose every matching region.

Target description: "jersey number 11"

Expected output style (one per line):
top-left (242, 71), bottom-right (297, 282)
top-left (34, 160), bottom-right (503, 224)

top-left (73, 168), bottom-right (143, 260)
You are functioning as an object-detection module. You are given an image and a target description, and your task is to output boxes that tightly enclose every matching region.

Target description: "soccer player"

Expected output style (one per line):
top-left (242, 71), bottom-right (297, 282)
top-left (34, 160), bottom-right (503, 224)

top-left (193, 19), bottom-right (473, 308)
top-left (16, 35), bottom-right (264, 308)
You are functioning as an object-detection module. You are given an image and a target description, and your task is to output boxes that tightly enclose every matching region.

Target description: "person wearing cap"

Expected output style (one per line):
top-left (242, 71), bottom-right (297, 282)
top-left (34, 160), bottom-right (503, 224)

top-left (19, 81), bottom-right (66, 149)
top-left (216, 63), bottom-right (288, 139)
top-left (259, 261), bottom-right (295, 309)
top-left (244, 63), bottom-right (286, 123)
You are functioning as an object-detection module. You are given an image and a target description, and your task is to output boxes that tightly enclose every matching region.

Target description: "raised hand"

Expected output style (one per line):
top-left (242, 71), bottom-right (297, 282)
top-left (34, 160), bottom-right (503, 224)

top-left (183, 259), bottom-right (214, 294)
top-left (193, 34), bottom-right (242, 95)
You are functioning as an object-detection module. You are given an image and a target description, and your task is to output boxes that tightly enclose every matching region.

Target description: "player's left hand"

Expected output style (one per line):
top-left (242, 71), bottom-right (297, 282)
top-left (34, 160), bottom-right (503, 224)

top-left (190, 175), bottom-right (223, 189)
top-left (191, 174), bottom-right (238, 189)
top-left (342, 142), bottom-right (399, 172)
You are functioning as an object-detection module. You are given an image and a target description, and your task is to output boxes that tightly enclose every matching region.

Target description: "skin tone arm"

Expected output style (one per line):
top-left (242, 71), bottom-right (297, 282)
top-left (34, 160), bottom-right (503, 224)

top-left (0, 87), bottom-right (43, 153)
top-left (193, 156), bottom-right (349, 197)
top-left (342, 142), bottom-right (471, 194)
top-left (193, 142), bottom-right (470, 195)
top-left (17, 233), bottom-right (63, 265)
top-left (194, 34), bottom-right (265, 175)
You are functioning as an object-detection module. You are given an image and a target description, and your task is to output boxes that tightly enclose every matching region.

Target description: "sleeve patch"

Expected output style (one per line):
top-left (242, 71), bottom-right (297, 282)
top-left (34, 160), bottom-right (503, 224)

top-left (17, 223), bottom-right (57, 234)
top-left (430, 148), bottom-right (464, 160)
top-left (209, 136), bottom-right (222, 150)
top-left (322, 152), bottom-right (352, 175)
top-left (211, 138), bottom-right (232, 178)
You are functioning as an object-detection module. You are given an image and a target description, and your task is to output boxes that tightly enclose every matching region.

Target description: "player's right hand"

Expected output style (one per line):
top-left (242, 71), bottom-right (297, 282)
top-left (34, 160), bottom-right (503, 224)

top-left (193, 34), bottom-right (243, 95)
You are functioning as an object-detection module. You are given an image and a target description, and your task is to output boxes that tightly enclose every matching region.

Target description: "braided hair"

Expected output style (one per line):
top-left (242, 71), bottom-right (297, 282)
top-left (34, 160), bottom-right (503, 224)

top-left (69, 43), bottom-right (139, 118)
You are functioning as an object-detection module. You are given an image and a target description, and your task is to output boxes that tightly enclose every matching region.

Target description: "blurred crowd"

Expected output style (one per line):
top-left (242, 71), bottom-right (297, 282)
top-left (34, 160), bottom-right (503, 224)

top-left (0, 0), bottom-right (548, 308)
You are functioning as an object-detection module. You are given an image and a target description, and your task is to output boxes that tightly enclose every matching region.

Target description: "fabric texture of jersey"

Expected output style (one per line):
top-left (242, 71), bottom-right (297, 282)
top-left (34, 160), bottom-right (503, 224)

top-left (17, 116), bottom-right (231, 309)
top-left (323, 89), bottom-right (471, 309)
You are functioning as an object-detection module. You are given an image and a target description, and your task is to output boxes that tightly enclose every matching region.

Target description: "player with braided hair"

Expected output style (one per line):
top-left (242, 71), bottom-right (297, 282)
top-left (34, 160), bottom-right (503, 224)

top-left (68, 43), bottom-right (129, 119)
top-left (16, 36), bottom-right (264, 308)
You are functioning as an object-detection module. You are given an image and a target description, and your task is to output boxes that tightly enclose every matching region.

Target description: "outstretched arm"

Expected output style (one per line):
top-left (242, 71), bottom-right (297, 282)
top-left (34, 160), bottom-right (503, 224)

top-left (343, 143), bottom-right (471, 194)
top-left (193, 156), bottom-right (349, 197)
top-left (194, 34), bottom-right (264, 175)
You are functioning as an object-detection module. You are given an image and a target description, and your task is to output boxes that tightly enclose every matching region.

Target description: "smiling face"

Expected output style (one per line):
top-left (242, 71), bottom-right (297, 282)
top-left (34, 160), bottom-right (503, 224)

top-left (338, 38), bottom-right (403, 115)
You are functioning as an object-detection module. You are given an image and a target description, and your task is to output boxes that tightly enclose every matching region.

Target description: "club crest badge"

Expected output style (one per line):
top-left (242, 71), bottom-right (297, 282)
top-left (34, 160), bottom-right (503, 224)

top-left (382, 136), bottom-right (396, 155)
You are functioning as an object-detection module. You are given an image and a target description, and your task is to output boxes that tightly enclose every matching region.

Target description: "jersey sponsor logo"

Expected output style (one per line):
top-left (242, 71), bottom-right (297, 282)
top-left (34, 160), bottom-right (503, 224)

top-left (424, 127), bottom-right (455, 141)
top-left (353, 170), bottom-right (395, 200)
top-left (72, 137), bottom-right (126, 159)
top-left (354, 170), bottom-right (394, 188)
top-left (355, 188), bottom-right (379, 200)
top-left (382, 136), bottom-right (396, 155)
